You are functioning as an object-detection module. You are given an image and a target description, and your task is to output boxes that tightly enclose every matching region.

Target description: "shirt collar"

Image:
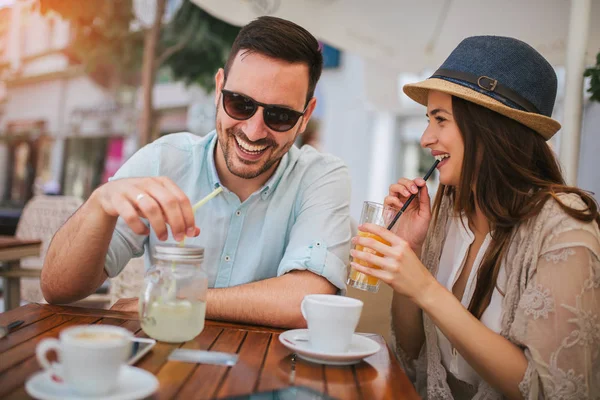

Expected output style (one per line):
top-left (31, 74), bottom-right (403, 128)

top-left (206, 131), bottom-right (222, 190)
top-left (206, 130), bottom-right (294, 200)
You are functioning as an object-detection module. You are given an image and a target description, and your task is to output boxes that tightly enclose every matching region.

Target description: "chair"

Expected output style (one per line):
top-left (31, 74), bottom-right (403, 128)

top-left (8, 195), bottom-right (110, 307)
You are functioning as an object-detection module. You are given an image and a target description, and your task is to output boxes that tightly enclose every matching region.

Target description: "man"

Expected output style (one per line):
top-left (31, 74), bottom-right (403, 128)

top-left (41, 16), bottom-right (352, 328)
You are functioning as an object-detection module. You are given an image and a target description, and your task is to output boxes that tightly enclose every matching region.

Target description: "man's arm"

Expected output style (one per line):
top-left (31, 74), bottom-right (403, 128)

top-left (206, 270), bottom-right (336, 328)
top-left (112, 270), bottom-right (337, 328)
top-left (41, 176), bottom-right (198, 304)
top-left (41, 193), bottom-right (115, 304)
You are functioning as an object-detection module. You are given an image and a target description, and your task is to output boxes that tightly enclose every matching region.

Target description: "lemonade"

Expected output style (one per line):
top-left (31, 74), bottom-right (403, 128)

top-left (348, 231), bottom-right (390, 291)
top-left (140, 299), bottom-right (206, 343)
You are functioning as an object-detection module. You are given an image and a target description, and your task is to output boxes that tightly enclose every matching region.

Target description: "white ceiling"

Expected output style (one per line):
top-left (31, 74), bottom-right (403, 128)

top-left (191, 0), bottom-right (600, 73)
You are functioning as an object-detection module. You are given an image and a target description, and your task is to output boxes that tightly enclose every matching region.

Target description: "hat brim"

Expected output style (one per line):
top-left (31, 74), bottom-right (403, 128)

top-left (403, 78), bottom-right (560, 140)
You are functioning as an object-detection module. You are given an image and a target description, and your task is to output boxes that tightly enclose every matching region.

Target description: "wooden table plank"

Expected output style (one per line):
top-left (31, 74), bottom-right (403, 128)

top-left (257, 333), bottom-right (327, 395)
top-left (0, 316), bottom-right (99, 398)
top-left (256, 333), bottom-right (294, 393)
top-left (0, 312), bottom-right (75, 353)
top-left (96, 317), bottom-right (126, 326)
top-left (325, 366), bottom-right (361, 400)
top-left (0, 315), bottom-right (96, 374)
top-left (122, 320), bottom-right (142, 334)
top-left (2, 387), bottom-right (31, 400)
top-left (0, 237), bottom-right (41, 248)
top-left (356, 336), bottom-right (420, 400)
top-left (176, 329), bottom-right (247, 399)
top-left (0, 303), bottom-right (52, 326)
top-left (217, 330), bottom-right (272, 398)
top-left (206, 319), bottom-right (283, 334)
top-left (0, 357), bottom-right (41, 399)
top-left (0, 236), bottom-right (41, 262)
top-left (43, 304), bottom-right (139, 320)
top-left (155, 326), bottom-right (222, 400)
top-left (292, 354), bottom-right (327, 394)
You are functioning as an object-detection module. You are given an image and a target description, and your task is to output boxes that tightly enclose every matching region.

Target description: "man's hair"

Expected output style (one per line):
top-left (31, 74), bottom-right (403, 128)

top-left (224, 16), bottom-right (323, 105)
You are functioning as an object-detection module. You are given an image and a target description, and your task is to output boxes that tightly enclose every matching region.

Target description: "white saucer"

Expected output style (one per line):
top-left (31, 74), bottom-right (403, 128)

top-left (25, 365), bottom-right (159, 400)
top-left (279, 329), bottom-right (381, 366)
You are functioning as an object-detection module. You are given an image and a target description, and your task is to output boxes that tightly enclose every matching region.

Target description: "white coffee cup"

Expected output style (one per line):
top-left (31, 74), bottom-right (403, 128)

top-left (36, 325), bottom-right (133, 396)
top-left (301, 294), bottom-right (363, 353)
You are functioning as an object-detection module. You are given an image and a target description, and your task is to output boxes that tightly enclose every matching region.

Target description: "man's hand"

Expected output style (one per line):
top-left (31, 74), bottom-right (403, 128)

top-left (110, 297), bottom-right (139, 312)
top-left (93, 177), bottom-right (200, 242)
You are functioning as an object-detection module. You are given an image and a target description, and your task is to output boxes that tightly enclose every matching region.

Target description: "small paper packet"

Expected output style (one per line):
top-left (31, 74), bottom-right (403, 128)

top-left (168, 349), bottom-right (238, 366)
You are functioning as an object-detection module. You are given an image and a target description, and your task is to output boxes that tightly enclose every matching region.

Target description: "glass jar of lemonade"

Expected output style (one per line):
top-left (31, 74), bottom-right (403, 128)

top-left (139, 245), bottom-right (207, 343)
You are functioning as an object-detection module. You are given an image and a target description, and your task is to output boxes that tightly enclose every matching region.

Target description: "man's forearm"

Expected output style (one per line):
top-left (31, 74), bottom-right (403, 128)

top-left (41, 192), bottom-right (117, 304)
top-left (206, 270), bottom-right (337, 328)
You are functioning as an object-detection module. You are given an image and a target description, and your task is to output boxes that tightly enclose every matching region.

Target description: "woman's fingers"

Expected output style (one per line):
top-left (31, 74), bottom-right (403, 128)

top-left (350, 262), bottom-right (394, 283)
top-left (352, 234), bottom-right (394, 257)
top-left (389, 181), bottom-right (415, 199)
top-left (350, 248), bottom-right (399, 272)
top-left (384, 195), bottom-right (403, 210)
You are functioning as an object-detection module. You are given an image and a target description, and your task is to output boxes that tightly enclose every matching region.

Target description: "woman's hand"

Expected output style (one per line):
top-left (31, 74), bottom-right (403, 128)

top-left (384, 177), bottom-right (431, 254)
top-left (350, 222), bottom-right (440, 304)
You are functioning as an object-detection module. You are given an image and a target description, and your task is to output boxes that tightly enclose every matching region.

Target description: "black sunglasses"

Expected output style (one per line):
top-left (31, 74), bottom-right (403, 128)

top-left (221, 89), bottom-right (308, 132)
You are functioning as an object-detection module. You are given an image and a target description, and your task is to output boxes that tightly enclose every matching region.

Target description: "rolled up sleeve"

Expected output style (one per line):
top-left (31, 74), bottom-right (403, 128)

top-left (277, 158), bottom-right (352, 294)
top-left (103, 142), bottom-right (159, 277)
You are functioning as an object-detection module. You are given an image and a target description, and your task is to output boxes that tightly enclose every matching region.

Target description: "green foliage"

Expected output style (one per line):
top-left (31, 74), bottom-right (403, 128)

top-left (37, 0), bottom-right (240, 92)
top-left (38, 0), bottom-right (143, 88)
top-left (160, 1), bottom-right (240, 92)
top-left (584, 52), bottom-right (600, 103)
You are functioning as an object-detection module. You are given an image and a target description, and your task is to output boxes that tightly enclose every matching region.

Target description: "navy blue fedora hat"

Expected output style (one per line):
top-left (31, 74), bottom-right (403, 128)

top-left (403, 36), bottom-right (561, 139)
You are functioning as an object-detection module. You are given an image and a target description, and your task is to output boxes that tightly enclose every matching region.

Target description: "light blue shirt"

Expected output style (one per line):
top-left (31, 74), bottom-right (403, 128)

top-left (105, 131), bottom-right (352, 292)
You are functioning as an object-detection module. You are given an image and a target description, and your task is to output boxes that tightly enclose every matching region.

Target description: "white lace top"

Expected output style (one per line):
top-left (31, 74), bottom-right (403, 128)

top-left (394, 194), bottom-right (600, 399)
top-left (435, 214), bottom-right (507, 386)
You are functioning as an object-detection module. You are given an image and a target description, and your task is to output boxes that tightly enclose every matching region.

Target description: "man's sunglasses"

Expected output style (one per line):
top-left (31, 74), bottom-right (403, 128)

top-left (221, 89), bottom-right (308, 132)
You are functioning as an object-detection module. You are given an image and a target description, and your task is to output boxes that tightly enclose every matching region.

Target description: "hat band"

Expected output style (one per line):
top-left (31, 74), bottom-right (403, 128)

top-left (431, 68), bottom-right (540, 114)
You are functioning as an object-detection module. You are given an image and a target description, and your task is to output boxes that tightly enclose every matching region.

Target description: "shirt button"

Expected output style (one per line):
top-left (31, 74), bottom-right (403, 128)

top-left (224, 256), bottom-right (231, 262)
top-left (235, 210), bottom-right (241, 216)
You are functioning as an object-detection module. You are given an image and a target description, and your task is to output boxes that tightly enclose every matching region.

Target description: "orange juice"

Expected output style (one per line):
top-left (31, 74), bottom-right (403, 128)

top-left (349, 231), bottom-right (390, 288)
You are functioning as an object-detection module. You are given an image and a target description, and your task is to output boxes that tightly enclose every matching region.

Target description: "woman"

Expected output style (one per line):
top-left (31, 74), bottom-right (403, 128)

top-left (350, 36), bottom-right (599, 399)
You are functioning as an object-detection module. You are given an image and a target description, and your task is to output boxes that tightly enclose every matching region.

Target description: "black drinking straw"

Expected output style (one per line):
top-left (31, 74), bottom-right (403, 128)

top-left (386, 159), bottom-right (441, 231)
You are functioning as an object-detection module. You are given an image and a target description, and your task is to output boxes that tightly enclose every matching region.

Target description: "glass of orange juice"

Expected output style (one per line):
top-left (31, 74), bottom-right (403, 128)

top-left (347, 201), bottom-right (398, 293)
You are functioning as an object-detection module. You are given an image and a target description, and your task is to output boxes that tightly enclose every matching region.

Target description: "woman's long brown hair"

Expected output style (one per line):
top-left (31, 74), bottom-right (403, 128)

top-left (432, 96), bottom-right (600, 319)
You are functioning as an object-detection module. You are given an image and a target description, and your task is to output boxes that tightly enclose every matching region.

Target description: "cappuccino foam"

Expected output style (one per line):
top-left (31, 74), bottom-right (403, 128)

top-left (73, 331), bottom-right (125, 342)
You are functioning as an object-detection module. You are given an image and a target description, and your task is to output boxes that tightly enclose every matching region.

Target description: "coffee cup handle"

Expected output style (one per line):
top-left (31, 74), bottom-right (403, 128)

top-left (36, 338), bottom-right (63, 380)
top-left (300, 298), bottom-right (308, 321)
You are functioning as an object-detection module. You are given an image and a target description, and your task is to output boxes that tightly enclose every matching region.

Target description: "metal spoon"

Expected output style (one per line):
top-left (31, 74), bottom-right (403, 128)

top-left (0, 320), bottom-right (24, 339)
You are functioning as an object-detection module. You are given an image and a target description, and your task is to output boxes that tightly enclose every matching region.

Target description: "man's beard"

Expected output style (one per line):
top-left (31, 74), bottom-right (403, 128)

top-left (218, 122), bottom-right (292, 180)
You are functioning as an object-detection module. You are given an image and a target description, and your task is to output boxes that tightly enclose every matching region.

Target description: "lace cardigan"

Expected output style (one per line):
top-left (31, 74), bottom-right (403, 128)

top-left (394, 193), bottom-right (600, 399)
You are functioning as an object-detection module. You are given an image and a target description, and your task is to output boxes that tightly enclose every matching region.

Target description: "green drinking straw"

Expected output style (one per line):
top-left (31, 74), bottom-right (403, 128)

top-left (192, 185), bottom-right (223, 213)
top-left (178, 185), bottom-right (223, 248)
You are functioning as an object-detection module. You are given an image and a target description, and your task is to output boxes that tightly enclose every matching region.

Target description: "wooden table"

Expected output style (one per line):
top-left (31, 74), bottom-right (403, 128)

top-left (0, 237), bottom-right (42, 311)
top-left (0, 303), bottom-right (420, 399)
